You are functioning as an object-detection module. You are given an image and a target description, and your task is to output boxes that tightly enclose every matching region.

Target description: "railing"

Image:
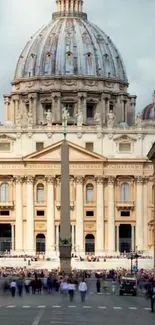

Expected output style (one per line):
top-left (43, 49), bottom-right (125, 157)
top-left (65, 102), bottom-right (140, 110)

top-left (0, 201), bottom-right (14, 208)
top-left (116, 201), bottom-right (134, 209)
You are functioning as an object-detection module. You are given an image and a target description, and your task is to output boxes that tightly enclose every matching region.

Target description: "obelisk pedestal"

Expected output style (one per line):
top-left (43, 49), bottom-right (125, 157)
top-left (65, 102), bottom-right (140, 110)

top-left (59, 139), bottom-right (71, 273)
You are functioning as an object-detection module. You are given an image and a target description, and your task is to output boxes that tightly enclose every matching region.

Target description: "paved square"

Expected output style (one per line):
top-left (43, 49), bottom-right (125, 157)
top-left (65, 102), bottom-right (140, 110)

top-left (0, 291), bottom-right (154, 325)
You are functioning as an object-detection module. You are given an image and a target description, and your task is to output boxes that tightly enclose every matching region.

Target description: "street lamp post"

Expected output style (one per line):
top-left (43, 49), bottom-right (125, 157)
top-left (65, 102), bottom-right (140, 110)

top-left (147, 144), bottom-right (155, 279)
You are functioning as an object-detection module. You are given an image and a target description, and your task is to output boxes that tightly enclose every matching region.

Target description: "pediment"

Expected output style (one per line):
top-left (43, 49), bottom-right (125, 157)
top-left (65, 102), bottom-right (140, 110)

top-left (113, 135), bottom-right (137, 142)
top-left (24, 140), bottom-right (106, 162)
top-left (0, 134), bottom-right (16, 141)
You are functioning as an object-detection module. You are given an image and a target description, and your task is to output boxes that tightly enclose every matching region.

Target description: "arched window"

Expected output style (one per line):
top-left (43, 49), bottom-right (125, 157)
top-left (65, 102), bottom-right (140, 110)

top-left (121, 183), bottom-right (129, 201)
top-left (0, 183), bottom-right (9, 202)
top-left (86, 184), bottom-right (94, 202)
top-left (36, 183), bottom-right (44, 202)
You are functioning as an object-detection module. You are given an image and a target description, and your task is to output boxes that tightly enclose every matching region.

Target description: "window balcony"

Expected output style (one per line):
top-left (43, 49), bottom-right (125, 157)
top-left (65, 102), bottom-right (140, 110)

top-left (116, 201), bottom-right (134, 210)
top-left (34, 201), bottom-right (46, 207)
top-left (0, 201), bottom-right (14, 209)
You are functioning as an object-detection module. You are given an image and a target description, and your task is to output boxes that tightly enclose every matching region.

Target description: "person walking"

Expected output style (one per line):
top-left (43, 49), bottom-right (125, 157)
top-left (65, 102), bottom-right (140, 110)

top-left (10, 280), bottom-right (17, 297)
top-left (96, 279), bottom-right (101, 293)
top-left (79, 278), bottom-right (88, 302)
top-left (68, 279), bottom-right (75, 302)
top-left (17, 278), bottom-right (23, 297)
top-left (150, 282), bottom-right (155, 313)
top-left (24, 278), bottom-right (31, 294)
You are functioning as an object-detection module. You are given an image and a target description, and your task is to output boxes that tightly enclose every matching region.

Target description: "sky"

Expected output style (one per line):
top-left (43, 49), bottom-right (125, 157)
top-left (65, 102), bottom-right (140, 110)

top-left (0, 0), bottom-right (155, 120)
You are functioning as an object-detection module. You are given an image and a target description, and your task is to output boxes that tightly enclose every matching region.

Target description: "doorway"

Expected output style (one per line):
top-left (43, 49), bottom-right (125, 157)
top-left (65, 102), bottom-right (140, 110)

top-left (0, 224), bottom-right (11, 253)
top-left (36, 234), bottom-right (46, 253)
top-left (85, 234), bottom-right (95, 254)
top-left (119, 224), bottom-right (131, 253)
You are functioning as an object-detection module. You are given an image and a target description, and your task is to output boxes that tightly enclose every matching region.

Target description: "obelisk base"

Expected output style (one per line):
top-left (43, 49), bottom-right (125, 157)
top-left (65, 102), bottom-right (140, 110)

top-left (60, 246), bottom-right (71, 274)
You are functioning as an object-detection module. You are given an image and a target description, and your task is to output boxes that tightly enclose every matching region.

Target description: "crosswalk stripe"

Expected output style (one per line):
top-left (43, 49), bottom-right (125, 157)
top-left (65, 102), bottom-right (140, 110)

top-left (37, 306), bottom-right (46, 308)
top-left (129, 307), bottom-right (137, 310)
top-left (52, 305), bottom-right (61, 308)
top-left (83, 306), bottom-right (91, 309)
top-left (144, 308), bottom-right (151, 310)
top-left (68, 306), bottom-right (76, 308)
top-left (6, 306), bottom-right (16, 308)
top-left (98, 306), bottom-right (107, 309)
top-left (113, 307), bottom-right (122, 310)
top-left (22, 306), bottom-right (31, 308)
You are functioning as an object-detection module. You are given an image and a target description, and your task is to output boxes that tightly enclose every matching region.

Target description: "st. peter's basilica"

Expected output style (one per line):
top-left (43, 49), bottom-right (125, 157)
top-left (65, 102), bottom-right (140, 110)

top-left (0, 0), bottom-right (155, 257)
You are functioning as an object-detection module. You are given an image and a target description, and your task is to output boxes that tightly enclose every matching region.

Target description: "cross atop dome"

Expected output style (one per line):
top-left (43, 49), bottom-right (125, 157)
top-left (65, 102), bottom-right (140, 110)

top-left (56, 0), bottom-right (83, 13)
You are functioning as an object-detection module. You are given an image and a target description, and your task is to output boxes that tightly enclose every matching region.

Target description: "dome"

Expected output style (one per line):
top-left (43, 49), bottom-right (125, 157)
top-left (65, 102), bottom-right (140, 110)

top-left (14, 1), bottom-right (127, 82)
top-left (142, 91), bottom-right (155, 120)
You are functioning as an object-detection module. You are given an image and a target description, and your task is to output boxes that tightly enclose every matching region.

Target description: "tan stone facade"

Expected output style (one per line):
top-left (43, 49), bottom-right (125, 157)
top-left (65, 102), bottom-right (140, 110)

top-left (0, 140), bottom-right (154, 256)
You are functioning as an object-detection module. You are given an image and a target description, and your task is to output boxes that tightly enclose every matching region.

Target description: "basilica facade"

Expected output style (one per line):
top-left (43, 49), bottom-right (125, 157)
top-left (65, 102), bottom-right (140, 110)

top-left (0, 0), bottom-right (155, 256)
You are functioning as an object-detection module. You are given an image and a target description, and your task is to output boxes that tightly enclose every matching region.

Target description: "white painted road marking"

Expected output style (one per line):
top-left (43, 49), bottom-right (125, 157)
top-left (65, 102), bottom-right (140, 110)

top-left (98, 306), bottom-right (107, 309)
top-left (68, 305), bottom-right (76, 308)
top-left (32, 309), bottom-right (45, 325)
top-left (37, 306), bottom-right (46, 308)
top-left (6, 305), bottom-right (16, 308)
top-left (129, 307), bottom-right (137, 310)
top-left (83, 306), bottom-right (91, 309)
top-left (22, 306), bottom-right (31, 308)
top-left (52, 305), bottom-right (61, 308)
top-left (113, 307), bottom-right (122, 310)
top-left (144, 308), bottom-right (151, 310)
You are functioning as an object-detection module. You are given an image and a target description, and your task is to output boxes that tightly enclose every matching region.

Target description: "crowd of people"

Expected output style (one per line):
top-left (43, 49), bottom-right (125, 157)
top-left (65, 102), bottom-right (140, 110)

top-left (0, 266), bottom-right (155, 311)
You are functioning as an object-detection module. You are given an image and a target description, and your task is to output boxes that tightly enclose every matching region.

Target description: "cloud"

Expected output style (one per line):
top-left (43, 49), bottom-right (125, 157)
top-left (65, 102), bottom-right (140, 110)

top-left (0, 0), bottom-right (154, 119)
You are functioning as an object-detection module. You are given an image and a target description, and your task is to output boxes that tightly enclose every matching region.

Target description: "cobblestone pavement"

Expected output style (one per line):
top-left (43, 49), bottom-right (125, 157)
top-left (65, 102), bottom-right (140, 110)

top-left (0, 292), bottom-right (154, 325)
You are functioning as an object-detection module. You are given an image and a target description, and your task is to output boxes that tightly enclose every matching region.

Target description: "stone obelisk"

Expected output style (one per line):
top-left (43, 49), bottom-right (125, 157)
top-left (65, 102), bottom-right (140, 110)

top-left (59, 108), bottom-right (71, 273)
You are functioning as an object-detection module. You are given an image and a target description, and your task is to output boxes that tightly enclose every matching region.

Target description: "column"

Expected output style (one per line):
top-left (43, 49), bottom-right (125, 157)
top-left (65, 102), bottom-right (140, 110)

top-left (117, 225), bottom-right (120, 252)
top-left (101, 94), bottom-right (106, 124)
top-left (107, 177), bottom-right (115, 252)
top-left (26, 176), bottom-right (34, 254)
top-left (143, 178), bottom-right (148, 252)
top-left (46, 176), bottom-right (55, 255)
top-left (132, 225), bottom-right (135, 251)
top-left (66, 0), bottom-right (69, 11)
top-left (136, 177), bottom-right (144, 251)
top-left (15, 98), bottom-right (19, 114)
top-left (56, 178), bottom-right (61, 208)
top-left (11, 225), bottom-right (15, 252)
top-left (96, 176), bottom-right (104, 254)
top-left (72, 225), bottom-right (75, 252)
top-left (70, 177), bottom-right (74, 205)
top-left (4, 98), bottom-right (10, 121)
top-left (56, 225), bottom-right (59, 251)
top-left (31, 94), bottom-right (37, 126)
top-left (56, 93), bottom-right (61, 122)
top-left (71, 0), bottom-right (74, 11)
top-left (76, 177), bottom-right (84, 256)
top-left (15, 176), bottom-right (23, 252)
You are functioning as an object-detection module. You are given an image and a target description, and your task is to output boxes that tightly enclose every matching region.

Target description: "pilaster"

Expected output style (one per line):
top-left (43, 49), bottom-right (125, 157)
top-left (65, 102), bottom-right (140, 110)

top-left (75, 176), bottom-right (84, 256)
top-left (14, 176), bottom-right (23, 253)
top-left (136, 176), bottom-right (144, 251)
top-left (107, 176), bottom-right (115, 252)
top-left (46, 176), bottom-right (55, 255)
top-left (96, 176), bottom-right (104, 254)
top-left (26, 176), bottom-right (35, 254)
